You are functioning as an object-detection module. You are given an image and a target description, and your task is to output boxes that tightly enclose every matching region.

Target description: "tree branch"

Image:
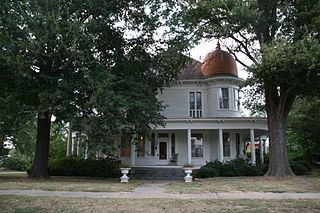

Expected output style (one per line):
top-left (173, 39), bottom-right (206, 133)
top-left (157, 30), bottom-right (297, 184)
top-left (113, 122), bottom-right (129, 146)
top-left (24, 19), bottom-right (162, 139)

top-left (230, 34), bottom-right (258, 65)
top-left (222, 43), bottom-right (250, 68)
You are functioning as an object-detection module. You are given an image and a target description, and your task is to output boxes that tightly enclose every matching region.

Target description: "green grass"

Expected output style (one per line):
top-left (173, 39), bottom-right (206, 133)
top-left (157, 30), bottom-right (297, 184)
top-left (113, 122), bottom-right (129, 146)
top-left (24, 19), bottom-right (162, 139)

top-left (166, 176), bottom-right (320, 194)
top-left (0, 174), bottom-right (142, 192)
top-left (0, 195), bottom-right (319, 213)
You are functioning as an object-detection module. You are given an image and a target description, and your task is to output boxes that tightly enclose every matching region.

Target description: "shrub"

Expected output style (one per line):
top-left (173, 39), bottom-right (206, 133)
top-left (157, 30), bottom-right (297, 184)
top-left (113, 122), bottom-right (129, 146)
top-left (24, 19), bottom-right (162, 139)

top-left (290, 161), bottom-right (311, 175)
top-left (48, 157), bottom-right (121, 178)
top-left (197, 157), bottom-right (311, 178)
top-left (197, 159), bottom-right (268, 178)
top-left (1, 153), bottom-right (32, 171)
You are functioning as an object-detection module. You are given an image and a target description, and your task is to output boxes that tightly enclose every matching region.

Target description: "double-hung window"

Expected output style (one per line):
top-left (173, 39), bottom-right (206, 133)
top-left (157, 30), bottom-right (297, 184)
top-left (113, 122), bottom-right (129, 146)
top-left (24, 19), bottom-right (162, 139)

top-left (189, 92), bottom-right (202, 118)
top-left (219, 88), bottom-right (229, 109)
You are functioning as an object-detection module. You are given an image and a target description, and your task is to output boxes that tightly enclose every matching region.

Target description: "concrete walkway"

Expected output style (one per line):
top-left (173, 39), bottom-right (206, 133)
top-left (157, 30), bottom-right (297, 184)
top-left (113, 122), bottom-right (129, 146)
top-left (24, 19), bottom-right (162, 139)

top-left (1, 180), bottom-right (320, 199)
top-left (0, 171), bottom-right (26, 174)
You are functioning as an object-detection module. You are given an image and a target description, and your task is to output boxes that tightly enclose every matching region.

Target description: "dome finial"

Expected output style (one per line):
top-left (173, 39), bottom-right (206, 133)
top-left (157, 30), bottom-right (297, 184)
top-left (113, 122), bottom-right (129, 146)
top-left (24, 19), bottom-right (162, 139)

top-left (216, 40), bottom-right (221, 50)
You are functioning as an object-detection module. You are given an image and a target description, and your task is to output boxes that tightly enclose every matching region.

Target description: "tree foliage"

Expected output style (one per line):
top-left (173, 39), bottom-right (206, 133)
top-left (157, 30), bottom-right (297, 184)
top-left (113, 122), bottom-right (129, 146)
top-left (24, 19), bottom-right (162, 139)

top-left (165, 0), bottom-right (320, 176)
top-left (0, 0), bottom-right (183, 177)
top-left (287, 97), bottom-right (320, 162)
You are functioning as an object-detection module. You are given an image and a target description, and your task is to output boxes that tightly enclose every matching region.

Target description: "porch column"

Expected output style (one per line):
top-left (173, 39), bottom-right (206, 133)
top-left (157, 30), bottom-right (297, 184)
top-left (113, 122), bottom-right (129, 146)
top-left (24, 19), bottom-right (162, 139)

top-left (168, 133), bottom-right (172, 159)
top-left (263, 139), bottom-right (267, 154)
top-left (66, 128), bottom-right (72, 156)
top-left (187, 129), bottom-right (191, 164)
top-left (76, 139), bottom-right (80, 156)
top-left (250, 129), bottom-right (256, 164)
top-left (259, 136), bottom-right (264, 163)
top-left (85, 142), bottom-right (88, 159)
top-left (218, 129), bottom-right (224, 162)
top-left (130, 135), bottom-right (136, 166)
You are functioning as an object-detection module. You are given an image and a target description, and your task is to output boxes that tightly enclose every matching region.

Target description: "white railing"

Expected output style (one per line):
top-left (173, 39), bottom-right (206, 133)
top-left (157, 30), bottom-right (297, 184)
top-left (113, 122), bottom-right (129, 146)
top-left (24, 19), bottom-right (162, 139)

top-left (190, 109), bottom-right (202, 118)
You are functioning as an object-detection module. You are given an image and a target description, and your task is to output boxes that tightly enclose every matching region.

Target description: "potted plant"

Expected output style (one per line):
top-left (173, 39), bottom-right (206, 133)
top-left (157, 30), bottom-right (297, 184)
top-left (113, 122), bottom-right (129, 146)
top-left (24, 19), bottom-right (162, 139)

top-left (183, 163), bottom-right (194, 183)
top-left (119, 163), bottom-right (131, 183)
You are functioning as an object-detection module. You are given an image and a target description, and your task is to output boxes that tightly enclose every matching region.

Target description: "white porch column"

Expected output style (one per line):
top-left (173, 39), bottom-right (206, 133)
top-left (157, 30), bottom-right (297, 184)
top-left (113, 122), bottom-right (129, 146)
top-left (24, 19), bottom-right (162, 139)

top-left (259, 137), bottom-right (264, 163)
top-left (187, 129), bottom-right (192, 164)
top-left (76, 139), bottom-right (80, 156)
top-left (218, 129), bottom-right (224, 162)
top-left (130, 135), bottom-right (136, 166)
top-left (263, 139), bottom-right (267, 154)
top-left (66, 129), bottom-right (72, 156)
top-left (250, 129), bottom-right (256, 164)
top-left (85, 142), bottom-right (88, 159)
top-left (168, 133), bottom-right (172, 159)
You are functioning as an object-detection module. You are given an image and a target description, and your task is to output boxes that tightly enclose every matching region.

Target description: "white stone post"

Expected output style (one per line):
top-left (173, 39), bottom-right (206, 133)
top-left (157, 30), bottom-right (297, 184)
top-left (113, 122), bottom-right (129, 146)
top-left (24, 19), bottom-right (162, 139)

top-left (219, 129), bottom-right (224, 162)
top-left (187, 129), bottom-right (192, 164)
top-left (259, 137), bottom-right (264, 163)
top-left (263, 139), bottom-right (267, 154)
top-left (250, 129), bottom-right (256, 164)
top-left (130, 135), bottom-right (136, 166)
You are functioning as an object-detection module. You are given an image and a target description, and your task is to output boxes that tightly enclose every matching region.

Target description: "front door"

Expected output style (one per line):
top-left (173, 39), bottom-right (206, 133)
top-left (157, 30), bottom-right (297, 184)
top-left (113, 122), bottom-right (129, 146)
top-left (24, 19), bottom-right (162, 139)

top-left (159, 142), bottom-right (167, 160)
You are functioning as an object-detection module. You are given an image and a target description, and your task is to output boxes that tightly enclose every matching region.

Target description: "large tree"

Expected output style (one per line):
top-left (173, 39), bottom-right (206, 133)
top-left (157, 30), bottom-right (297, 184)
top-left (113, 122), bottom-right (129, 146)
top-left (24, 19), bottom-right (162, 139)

top-left (0, 0), bottom-right (182, 178)
top-left (166, 0), bottom-right (320, 176)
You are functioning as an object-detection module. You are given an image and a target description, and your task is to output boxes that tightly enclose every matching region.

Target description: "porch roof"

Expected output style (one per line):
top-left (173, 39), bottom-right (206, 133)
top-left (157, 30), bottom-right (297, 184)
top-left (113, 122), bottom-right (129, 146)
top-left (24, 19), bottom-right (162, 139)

top-left (153, 117), bottom-right (268, 131)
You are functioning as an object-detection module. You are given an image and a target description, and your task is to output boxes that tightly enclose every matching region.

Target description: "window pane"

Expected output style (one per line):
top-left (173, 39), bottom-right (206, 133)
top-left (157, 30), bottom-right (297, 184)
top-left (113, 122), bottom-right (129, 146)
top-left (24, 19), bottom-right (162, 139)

top-left (196, 92), bottom-right (202, 109)
top-left (189, 92), bottom-right (195, 110)
top-left (222, 88), bottom-right (229, 98)
top-left (191, 133), bottom-right (203, 157)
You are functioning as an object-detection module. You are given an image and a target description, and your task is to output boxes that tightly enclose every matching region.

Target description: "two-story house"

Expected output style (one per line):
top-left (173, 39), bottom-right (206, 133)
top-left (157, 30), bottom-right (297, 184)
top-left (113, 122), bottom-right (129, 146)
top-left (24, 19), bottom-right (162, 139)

top-left (67, 42), bottom-right (268, 167)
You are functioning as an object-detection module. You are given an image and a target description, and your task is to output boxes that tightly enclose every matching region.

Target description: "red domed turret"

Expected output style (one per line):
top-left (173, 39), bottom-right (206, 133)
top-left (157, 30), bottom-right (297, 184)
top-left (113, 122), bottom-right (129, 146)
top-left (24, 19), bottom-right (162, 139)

top-left (201, 41), bottom-right (238, 77)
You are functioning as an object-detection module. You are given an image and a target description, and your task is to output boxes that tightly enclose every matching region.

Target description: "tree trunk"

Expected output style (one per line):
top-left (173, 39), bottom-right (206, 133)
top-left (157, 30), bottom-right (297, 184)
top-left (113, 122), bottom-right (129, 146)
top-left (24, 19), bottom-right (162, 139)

top-left (29, 112), bottom-right (51, 178)
top-left (264, 87), bottom-right (296, 177)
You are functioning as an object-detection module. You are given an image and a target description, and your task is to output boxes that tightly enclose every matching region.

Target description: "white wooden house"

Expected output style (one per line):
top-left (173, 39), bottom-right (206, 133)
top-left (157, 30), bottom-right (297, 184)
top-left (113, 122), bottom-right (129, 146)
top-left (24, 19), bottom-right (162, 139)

top-left (67, 42), bottom-right (268, 167)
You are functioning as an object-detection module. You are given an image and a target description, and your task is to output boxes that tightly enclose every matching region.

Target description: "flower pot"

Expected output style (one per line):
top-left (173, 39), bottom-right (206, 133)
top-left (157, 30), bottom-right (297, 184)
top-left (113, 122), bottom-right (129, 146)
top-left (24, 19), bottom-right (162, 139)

top-left (183, 167), bottom-right (193, 183)
top-left (120, 168), bottom-right (131, 183)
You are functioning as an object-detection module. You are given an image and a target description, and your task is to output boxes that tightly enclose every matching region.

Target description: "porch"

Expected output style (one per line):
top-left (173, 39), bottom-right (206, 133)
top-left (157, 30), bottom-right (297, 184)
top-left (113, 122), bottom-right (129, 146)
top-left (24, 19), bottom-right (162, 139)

top-left (118, 118), bottom-right (268, 167)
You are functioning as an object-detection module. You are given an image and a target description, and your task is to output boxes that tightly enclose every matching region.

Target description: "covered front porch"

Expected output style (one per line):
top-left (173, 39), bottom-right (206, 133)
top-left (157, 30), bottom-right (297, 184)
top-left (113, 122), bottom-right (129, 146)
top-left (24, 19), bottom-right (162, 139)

top-left (119, 117), bottom-right (268, 167)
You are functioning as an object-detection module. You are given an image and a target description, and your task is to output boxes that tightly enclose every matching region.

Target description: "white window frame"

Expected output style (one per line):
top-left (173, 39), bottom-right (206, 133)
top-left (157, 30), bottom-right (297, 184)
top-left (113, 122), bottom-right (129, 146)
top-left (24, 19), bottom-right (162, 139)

top-left (189, 91), bottom-right (203, 118)
top-left (233, 88), bottom-right (240, 111)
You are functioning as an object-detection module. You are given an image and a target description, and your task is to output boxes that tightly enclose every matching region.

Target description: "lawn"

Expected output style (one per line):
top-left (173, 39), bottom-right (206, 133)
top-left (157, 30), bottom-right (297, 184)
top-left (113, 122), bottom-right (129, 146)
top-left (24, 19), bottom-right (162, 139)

top-left (0, 173), bottom-right (142, 192)
top-left (166, 176), bottom-right (320, 194)
top-left (0, 195), bottom-right (319, 213)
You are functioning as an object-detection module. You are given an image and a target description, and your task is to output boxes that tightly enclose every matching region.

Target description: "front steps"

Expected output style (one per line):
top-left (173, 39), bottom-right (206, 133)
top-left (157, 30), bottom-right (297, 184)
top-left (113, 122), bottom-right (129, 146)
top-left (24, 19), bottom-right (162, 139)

top-left (130, 167), bottom-right (185, 180)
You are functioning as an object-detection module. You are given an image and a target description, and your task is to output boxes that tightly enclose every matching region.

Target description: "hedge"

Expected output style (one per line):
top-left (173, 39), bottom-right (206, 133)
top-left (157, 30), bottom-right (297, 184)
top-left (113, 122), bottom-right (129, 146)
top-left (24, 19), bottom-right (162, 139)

top-left (197, 158), bottom-right (311, 178)
top-left (47, 157), bottom-right (121, 178)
